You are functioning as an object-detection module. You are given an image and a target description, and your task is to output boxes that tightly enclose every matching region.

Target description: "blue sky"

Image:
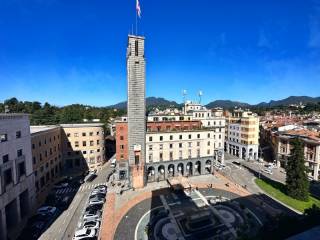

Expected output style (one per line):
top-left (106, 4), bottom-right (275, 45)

top-left (0, 0), bottom-right (320, 106)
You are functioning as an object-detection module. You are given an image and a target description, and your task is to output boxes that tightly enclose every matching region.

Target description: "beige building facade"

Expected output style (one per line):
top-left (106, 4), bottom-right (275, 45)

top-left (61, 124), bottom-right (106, 171)
top-left (225, 110), bottom-right (259, 160)
top-left (0, 114), bottom-right (36, 240)
top-left (31, 126), bottom-right (63, 205)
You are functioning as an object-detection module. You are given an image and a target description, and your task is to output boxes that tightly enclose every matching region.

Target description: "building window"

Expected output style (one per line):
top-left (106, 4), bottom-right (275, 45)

top-left (207, 141), bottom-right (210, 146)
top-left (197, 134), bottom-right (200, 139)
top-left (149, 145), bottom-right (153, 151)
top-left (97, 131), bottom-right (100, 135)
top-left (3, 154), bottom-right (9, 163)
top-left (188, 142), bottom-right (192, 147)
top-left (75, 141), bottom-right (79, 147)
top-left (120, 136), bottom-right (124, 140)
top-left (82, 132), bottom-right (86, 137)
top-left (67, 133), bottom-right (71, 137)
top-left (219, 134), bottom-right (221, 139)
top-left (33, 157), bottom-right (36, 164)
top-left (207, 149), bottom-right (210, 154)
top-left (188, 134), bottom-right (192, 139)
top-left (179, 143), bottom-right (182, 148)
top-left (32, 143), bottom-right (35, 149)
top-left (18, 162), bottom-right (26, 177)
top-left (160, 136), bottom-right (163, 141)
top-left (159, 144), bottom-right (163, 150)
top-left (159, 153), bottom-right (163, 161)
top-left (83, 151), bottom-right (87, 155)
top-left (89, 132), bottom-right (93, 136)
top-left (197, 142), bottom-right (200, 147)
top-left (90, 150), bottom-right (94, 154)
top-left (83, 141), bottom-right (86, 147)
top-left (170, 152), bottom-right (173, 160)
top-left (97, 140), bottom-right (100, 145)
top-left (188, 149), bottom-right (192, 158)
top-left (120, 145), bottom-right (124, 150)
top-left (74, 133), bottom-right (79, 137)
top-left (179, 135), bottom-right (182, 140)
top-left (0, 133), bottom-right (8, 142)
top-left (207, 133), bottom-right (210, 138)
top-left (40, 153), bottom-right (42, 161)
top-left (17, 149), bottom-right (23, 157)
top-left (120, 154), bottom-right (124, 159)
top-left (197, 149), bottom-right (200, 157)
top-left (179, 150), bottom-right (182, 159)
top-left (16, 131), bottom-right (21, 138)
top-left (135, 155), bottom-right (139, 164)
top-left (149, 136), bottom-right (152, 141)
top-left (97, 149), bottom-right (100, 152)
top-left (170, 135), bottom-right (173, 140)
top-left (135, 40), bottom-right (139, 56)
top-left (170, 144), bottom-right (173, 149)
top-left (149, 154), bottom-right (153, 162)
top-left (39, 141), bottom-right (42, 147)
top-left (4, 169), bottom-right (12, 185)
top-left (90, 141), bottom-right (94, 146)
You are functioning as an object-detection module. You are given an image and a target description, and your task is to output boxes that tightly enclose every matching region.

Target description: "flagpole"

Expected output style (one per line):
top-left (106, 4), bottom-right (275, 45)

top-left (135, 4), bottom-right (138, 35)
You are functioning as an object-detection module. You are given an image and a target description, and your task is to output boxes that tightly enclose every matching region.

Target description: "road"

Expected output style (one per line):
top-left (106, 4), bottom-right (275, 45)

top-left (39, 162), bottom-right (114, 240)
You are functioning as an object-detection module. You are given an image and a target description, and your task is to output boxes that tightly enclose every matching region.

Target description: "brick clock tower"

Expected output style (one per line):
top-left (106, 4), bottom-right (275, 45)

top-left (127, 35), bottom-right (146, 189)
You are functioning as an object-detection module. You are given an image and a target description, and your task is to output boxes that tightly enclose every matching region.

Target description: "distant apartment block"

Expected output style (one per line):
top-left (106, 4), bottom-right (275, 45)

top-left (61, 123), bottom-right (106, 171)
top-left (0, 114), bottom-right (36, 240)
top-left (30, 126), bottom-right (63, 205)
top-left (261, 123), bottom-right (320, 180)
top-left (225, 109), bottom-right (259, 160)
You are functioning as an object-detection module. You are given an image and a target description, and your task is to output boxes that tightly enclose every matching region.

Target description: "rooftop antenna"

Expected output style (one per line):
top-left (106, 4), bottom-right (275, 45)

top-left (182, 89), bottom-right (187, 103)
top-left (198, 90), bottom-right (203, 104)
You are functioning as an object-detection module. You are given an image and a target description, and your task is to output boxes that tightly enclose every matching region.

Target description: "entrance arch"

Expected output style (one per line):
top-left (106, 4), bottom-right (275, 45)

top-left (205, 160), bottom-right (212, 174)
top-left (168, 164), bottom-right (175, 177)
top-left (158, 165), bottom-right (165, 181)
top-left (147, 166), bottom-right (155, 182)
top-left (177, 163), bottom-right (184, 176)
top-left (195, 161), bottom-right (201, 175)
top-left (186, 162), bottom-right (193, 176)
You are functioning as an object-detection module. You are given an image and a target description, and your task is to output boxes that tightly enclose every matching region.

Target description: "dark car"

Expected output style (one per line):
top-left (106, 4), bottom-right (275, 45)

top-left (85, 204), bottom-right (103, 212)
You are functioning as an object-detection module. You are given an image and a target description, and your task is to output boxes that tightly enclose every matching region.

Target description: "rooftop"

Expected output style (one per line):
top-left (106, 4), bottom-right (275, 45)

top-left (60, 123), bottom-right (104, 128)
top-left (30, 125), bottom-right (60, 134)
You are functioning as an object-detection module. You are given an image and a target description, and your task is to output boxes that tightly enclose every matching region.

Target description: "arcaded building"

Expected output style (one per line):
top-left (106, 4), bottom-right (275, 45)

top-left (61, 123), bottom-right (106, 171)
top-left (0, 114), bottom-right (36, 240)
top-left (30, 126), bottom-right (63, 205)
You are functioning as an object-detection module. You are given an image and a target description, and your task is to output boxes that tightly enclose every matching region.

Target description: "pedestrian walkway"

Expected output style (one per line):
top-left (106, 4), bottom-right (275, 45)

top-left (55, 182), bottom-right (108, 194)
top-left (79, 182), bottom-right (108, 191)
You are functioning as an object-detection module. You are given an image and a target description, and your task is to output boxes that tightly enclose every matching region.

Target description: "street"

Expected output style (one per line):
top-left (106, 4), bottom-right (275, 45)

top-left (39, 162), bottom-right (113, 240)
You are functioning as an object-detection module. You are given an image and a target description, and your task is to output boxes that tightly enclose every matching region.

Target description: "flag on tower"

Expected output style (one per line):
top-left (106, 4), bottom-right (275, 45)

top-left (136, 0), bottom-right (141, 18)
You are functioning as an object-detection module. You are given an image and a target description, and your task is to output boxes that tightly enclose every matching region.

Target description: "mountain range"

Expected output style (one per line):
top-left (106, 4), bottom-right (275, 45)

top-left (108, 96), bottom-right (320, 110)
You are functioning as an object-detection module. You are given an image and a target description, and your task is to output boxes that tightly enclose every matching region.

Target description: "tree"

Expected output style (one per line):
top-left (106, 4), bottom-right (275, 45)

top-left (285, 138), bottom-right (309, 201)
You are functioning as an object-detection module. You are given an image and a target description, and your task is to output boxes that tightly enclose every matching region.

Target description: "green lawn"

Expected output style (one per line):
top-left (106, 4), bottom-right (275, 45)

top-left (255, 178), bottom-right (320, 212)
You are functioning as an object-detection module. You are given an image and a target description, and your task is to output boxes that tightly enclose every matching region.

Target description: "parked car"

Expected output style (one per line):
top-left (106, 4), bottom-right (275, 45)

top-left (83, 210), bottom-right (102, 221)
top-left (73, 228), bottom-right (97, 240)
top-left (89, 193), bottom-right (105, 200)
top-left (90, 189), bottom-right (106, 196)
top-left (89, 197), bottom-right (105, 206)
top-left (85, 204), bottom-right (103, 212)
top-left (37, 206), bottom-right (57, 215)
top-left (94, 184), bottom-right (107, 191)
top-left (83, 220), bottom-right (100, 229)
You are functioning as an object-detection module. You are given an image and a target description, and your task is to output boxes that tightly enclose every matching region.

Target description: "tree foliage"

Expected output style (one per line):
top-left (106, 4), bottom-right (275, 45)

top-left (1, 97), bottom-right (126, 126)
top-left (285, 138), bottom-right (309, 201)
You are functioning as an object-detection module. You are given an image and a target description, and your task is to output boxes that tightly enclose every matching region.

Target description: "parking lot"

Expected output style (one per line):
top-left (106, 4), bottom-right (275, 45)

top-left (17, 162), bottom-right (114, 240)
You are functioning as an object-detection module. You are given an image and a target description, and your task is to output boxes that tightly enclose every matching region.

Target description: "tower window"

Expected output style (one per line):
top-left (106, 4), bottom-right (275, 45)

top-left (135, 40), bottom-right (139, 56)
